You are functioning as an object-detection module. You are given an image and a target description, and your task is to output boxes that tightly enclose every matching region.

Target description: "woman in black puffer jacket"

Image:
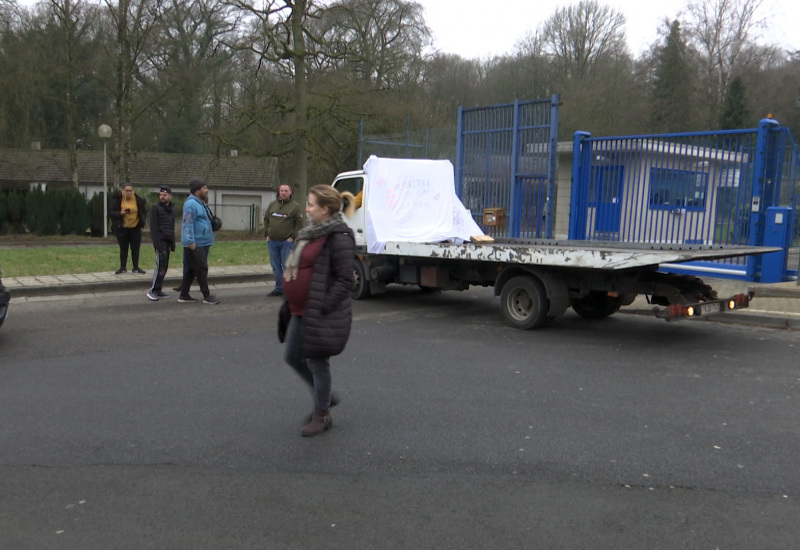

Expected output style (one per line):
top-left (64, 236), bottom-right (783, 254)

top-left (280, 184), bottom-right (355, 437)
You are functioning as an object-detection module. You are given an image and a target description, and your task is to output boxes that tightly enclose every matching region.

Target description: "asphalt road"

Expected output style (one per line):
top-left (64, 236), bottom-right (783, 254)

top-left (1, 283), bottom-right (798, 549)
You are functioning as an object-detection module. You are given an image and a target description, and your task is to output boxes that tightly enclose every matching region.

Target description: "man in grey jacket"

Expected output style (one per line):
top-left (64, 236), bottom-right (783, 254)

top-left (264, 183), bottom-right (304, 296)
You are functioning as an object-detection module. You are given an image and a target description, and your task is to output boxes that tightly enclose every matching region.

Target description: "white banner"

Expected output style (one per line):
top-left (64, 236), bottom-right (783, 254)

top-left (363, 156), bottom-right (483, 253)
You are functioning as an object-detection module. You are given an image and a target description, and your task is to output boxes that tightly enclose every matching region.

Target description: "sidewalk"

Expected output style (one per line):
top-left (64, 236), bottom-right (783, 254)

top-left (4, 265), bottom-right (269, 298)
top-left (4, 265), bottom-right (800, 330)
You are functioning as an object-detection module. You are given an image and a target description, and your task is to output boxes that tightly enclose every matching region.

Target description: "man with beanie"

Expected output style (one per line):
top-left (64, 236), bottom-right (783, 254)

top-left (178, 178), bottom-right (219, 305)
top-left (147, 186), bottom-right (176, 301)
top-left (264, 183), bottom-right (304, 296)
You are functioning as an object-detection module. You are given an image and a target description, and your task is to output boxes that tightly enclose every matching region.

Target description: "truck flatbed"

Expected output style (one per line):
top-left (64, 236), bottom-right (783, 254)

top-left (381, 239), bottom-right (777, 271)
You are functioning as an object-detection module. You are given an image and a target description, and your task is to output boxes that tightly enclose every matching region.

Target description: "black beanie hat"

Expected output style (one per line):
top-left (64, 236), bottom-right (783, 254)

top-left (189, 178), bottom-right (206, 194)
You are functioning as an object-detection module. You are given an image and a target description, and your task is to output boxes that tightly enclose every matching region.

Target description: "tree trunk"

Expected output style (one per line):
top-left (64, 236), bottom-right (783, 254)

top-left (53, 0), bottom-right (80, 188)
top-left (289, 0), bottom-right (309, 201)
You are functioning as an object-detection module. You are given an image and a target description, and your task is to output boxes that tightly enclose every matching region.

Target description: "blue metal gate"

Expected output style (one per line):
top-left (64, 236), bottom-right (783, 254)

top-left (455, 96), bottom-right (559, 238)
top-left (570, 119), bottom-right (799, 282)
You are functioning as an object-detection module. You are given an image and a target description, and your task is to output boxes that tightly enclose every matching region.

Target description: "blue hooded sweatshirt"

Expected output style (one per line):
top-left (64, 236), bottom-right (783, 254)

top-left (181, 194), bottom-right (215, 247)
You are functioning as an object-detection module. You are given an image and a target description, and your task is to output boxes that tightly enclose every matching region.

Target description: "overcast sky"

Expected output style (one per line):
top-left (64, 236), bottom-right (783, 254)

top-left (12, 0), bottom-right (798, 59)
top-left (421, 0), bottom-right (799, 59)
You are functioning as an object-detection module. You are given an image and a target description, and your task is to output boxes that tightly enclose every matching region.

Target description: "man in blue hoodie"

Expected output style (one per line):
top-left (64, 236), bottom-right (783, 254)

top-left (178, 178), bottom-right (219, 305)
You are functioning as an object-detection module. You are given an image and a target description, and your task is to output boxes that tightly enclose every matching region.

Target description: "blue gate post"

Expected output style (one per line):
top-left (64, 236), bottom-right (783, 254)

top-left (761, 207), bottom-right (793, 282)
top-left (509, 99), bottom-right (522, 238)
top-left (545, 94), bottom-right (560, 238)
top-left (748, 118), bottom-right (780, 280)
top-left (569, 131), bottom-right (592, 240)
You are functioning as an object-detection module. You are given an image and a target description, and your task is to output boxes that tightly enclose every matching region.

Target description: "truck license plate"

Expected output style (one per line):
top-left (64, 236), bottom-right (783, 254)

top-left (699, 302), bottom-right (722, 315)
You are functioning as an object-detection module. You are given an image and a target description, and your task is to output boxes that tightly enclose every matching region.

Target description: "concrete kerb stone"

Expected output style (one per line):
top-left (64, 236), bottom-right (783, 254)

top-left (6, 268), bottom-right (271, 298)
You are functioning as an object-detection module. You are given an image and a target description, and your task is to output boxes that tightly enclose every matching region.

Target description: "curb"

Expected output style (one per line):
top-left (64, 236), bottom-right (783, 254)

top-left (10, 273), bottom-right (269, 298)
top-left (749, 285), bottom-right (800, 299)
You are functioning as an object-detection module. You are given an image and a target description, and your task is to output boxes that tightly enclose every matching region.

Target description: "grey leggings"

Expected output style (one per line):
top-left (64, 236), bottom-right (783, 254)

top-left (284, 316), bottom-right (332, 410)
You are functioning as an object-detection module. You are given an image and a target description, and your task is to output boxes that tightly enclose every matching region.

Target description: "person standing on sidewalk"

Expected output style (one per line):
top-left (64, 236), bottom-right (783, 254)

top-left (281, 184), bottom-right (355, 437)
top-left (178, 179), bottom-right (219, 305)
top-left (109, 183), bottom-right (147, 275)
top-left (146, 186), bottom-right (176, 301)
top-left (264, 183), bottom-right (304, 297)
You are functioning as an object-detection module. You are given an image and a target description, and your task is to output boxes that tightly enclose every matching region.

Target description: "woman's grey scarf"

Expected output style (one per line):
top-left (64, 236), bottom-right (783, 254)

top-left (284, 212), bottom-right (346, 282)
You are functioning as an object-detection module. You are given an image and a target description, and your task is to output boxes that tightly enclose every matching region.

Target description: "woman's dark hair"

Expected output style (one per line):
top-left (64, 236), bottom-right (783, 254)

top-left (309, 184), bottom-right (342, 216)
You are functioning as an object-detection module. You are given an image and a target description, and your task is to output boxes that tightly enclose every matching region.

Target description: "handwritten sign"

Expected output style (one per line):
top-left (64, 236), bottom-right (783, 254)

top-left (363, 156), bottom-right (483, 252)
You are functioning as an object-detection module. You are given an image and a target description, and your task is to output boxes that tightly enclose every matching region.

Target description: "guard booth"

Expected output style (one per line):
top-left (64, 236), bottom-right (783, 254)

top-left (455, 96), bottom-right (560, 239)
top-left (569, 119), bottom-right (799, 283)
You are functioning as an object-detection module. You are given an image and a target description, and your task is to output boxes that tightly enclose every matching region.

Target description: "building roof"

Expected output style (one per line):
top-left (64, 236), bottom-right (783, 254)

top-left (0, 148), bottom-right (278, 191)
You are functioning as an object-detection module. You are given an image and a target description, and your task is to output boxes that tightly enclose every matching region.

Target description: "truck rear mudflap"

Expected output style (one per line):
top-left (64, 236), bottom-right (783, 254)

top-left (652, 292), bottom-right (753, 321)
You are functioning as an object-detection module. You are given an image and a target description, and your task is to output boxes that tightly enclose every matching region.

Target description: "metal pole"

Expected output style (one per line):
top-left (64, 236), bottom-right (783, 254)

top-left (103, 139), bottom-right (108, 238)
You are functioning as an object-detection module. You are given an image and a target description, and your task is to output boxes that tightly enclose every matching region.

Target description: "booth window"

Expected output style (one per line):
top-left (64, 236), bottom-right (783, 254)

top-left (648, 167), bottom-right (707, 211)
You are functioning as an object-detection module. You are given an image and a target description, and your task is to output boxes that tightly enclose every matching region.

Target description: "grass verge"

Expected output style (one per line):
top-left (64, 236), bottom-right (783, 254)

top-left (0, 240), bottom-right (267, 277)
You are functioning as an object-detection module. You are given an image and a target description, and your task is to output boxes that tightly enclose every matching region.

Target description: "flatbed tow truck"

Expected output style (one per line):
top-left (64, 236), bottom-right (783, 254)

top-left (332, 157), bottom-right (775, 330)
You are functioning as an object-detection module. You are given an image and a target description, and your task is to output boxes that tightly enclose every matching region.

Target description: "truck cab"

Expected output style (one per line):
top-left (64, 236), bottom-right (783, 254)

top-left (332, 170), bottom-right (366, 247)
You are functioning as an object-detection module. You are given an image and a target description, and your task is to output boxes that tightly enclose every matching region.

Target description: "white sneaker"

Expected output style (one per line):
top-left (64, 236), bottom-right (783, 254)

top-left (146, 291), bottom-right (159, 301)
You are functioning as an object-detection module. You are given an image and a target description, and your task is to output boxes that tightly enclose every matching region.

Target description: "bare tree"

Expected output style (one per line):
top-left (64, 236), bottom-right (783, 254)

top-left (222, 0), bottom-right (324, 198)
top-left (318, 0), bottom-right (430, 91)
top-left (144, 0), bottom-right (238, 153)
top-left (49, 0), bottom-right (96, 187)
top-left (538, 0), bottom-right (627, 83)
top-left (685, 0), bottom-right (765, 128)
top-left (419, 53), bottom-right (484, 115)
top-left (103, 0), bottom-right (162, 185)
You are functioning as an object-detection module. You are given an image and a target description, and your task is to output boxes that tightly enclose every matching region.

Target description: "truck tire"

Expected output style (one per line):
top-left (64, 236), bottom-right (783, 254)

top-left (571, 292), bottom-right (622, 319)
top-left (500, 275), bottom-right (549, 330)
top-left (351, 259), bottom-right (371, 300)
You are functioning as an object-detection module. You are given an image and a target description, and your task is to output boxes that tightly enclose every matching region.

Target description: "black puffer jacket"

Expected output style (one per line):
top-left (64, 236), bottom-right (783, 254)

top-left (301, 226), bottom-right (355, 359)
top-left (149, 201), bottom-right (176, 251)
top-left (109, 192), bottom-right (147, 230)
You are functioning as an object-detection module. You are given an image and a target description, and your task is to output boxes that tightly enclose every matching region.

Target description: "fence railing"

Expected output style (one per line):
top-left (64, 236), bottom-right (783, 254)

top-left (456, 96), bottom-right (560, 239)
top-left (570, 119), bottom-right (799, 282)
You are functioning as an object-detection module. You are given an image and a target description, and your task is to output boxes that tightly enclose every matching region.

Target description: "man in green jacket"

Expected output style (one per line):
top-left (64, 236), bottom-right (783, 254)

top-left (264, 183), bottom-right (304, 296)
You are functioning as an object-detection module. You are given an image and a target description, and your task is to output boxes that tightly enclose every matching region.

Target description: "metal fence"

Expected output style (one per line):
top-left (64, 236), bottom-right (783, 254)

top-left (570, 119), bottom-right (799, 282)
top-left (455, 96), bottom-right (560, 239)
top-left (357, 117), bottom-right (456, 168)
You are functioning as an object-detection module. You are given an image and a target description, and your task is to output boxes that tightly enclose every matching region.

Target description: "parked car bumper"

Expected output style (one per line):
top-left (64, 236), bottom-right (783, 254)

top-left (0, 279), bottom-right (9, 329)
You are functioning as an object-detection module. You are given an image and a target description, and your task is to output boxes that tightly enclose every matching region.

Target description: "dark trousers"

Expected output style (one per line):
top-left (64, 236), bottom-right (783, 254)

top-left (180, 245), bottom-right (211, 298)
top-left (284, 316), bottom-right (332, 410)
top-left (116, 227), bottom-right (142, 269)
top-left (149, 248), bottom-right (170, 293)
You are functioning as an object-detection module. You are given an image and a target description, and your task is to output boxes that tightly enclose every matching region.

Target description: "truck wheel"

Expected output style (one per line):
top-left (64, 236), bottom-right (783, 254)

top-left (500, 275), bottom-right (549, 330)
top-left (351, 259), bottom-right (371, 300)
top-left (571, 292), bottom-right (621, 319)
top-left (418, 285), bottom-right (439, 293)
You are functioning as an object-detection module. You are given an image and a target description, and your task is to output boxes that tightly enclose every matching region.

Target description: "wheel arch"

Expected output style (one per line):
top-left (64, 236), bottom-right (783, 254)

top-left (495, 266), bottom-right (570, 318)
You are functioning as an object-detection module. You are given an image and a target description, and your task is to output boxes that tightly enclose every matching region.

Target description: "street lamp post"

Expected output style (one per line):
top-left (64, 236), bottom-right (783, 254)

top-left (97, 124), bottom-right (112, 238)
